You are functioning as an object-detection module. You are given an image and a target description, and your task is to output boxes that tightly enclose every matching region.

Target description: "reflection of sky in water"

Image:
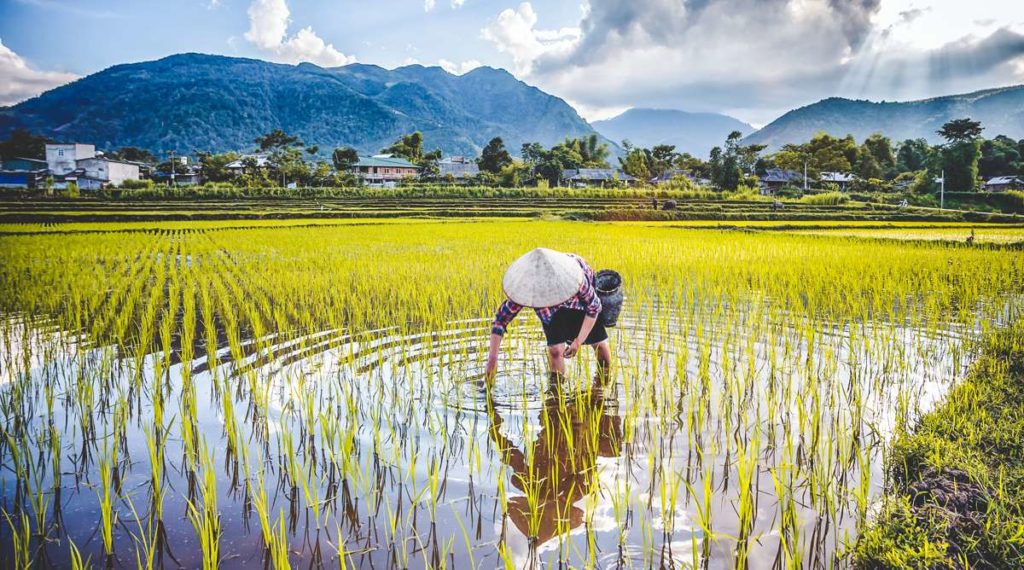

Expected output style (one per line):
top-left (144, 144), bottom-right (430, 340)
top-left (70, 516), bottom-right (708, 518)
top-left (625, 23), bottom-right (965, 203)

top-left (0, 299), bottom-right (1003, 569)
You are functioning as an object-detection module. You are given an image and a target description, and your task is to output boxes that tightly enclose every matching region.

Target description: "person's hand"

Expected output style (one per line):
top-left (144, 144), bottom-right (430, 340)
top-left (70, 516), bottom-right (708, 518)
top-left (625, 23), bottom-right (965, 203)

top-left (484, 355), bottom-right (498, 384)
top-left (564, 339), bottom-right (582, 358)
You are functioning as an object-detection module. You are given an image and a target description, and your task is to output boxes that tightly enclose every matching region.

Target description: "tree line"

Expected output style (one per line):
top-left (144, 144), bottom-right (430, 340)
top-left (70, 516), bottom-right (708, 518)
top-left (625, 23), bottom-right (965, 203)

top-left (1, 118), bottom-right (1019, 192)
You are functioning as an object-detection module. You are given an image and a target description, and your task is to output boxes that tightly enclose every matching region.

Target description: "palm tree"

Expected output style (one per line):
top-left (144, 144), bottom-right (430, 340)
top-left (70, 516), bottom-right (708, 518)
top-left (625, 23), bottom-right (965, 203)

top-left (577, 134), bottom-right (610, 167)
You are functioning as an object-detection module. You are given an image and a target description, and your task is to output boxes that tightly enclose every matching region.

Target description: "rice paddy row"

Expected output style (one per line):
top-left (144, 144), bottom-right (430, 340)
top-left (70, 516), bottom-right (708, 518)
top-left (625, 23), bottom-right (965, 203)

top-left (2, 195), bottom-right (1018, 226)
top-left (0, 220), bottom-right (1022, 568)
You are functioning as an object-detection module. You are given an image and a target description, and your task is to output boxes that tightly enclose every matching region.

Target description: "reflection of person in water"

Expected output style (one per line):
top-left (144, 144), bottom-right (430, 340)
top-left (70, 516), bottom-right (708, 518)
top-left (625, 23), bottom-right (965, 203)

top-left (487, 373), bottom-right (622, 548)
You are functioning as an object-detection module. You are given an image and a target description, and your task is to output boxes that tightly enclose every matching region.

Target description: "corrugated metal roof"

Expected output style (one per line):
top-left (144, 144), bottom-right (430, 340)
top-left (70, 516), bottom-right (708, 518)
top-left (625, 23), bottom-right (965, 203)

top-left (820, 171), bottom-right (855, 183)
top-left (563, 168), bottom-right (636, 182)
top-left (355, 156), bottom-right (420, 169)
top-left (986, 176), bottom-right (1024, 185)
top-left (761, 169), bottom-right (803, 183)
top-left (439, 161), bottom-right (479, 177)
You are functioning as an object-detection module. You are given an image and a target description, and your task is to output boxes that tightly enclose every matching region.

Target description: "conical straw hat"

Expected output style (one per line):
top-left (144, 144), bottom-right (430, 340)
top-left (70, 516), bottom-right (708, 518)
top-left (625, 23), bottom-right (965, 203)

top-left (502, 248), bottom-right (584, 308)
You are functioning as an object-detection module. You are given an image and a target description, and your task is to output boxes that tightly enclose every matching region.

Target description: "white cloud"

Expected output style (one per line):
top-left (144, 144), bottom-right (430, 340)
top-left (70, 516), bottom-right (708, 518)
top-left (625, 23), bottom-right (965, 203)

top-left (0, 38), bottom-right (77, 106)
top-left (244, 0), bottom-right (355, 67)
top-left (481, 2), bottom-right (580, 75)
top-left (564, 98), bottom-right (629, 123)
top-left (451, 0), bottom-right (466, 7)
top-left (438, 58), bottom-right (483, 75)
top-left (482, 0), bottom-right (1024, 125)
top-left (424, 0), bottom-right (436, 11)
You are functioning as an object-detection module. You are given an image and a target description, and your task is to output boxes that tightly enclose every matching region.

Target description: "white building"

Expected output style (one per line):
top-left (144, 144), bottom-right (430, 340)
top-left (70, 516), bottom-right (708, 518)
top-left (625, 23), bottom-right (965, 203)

top-left (77, 157), bottom-right (141, 187)
top-left (46, 143), bottom-right (96, 175)
top-left (44, 143), bottom-right (141, 188)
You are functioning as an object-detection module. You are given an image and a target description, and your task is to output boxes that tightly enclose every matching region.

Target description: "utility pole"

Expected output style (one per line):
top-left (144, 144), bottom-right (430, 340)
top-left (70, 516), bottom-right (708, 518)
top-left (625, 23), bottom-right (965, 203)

top-left (803, 160), bottom-right (808, 192)
top-left (940, 169), bottom-right (945, 210)
top-left (168, 150), bottom-right (177, 187)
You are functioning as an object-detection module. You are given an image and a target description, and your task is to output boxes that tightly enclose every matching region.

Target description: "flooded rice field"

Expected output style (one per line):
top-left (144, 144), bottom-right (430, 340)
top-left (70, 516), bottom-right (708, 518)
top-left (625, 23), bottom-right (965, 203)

top-left (0, 221), bottom-right (1022, 569)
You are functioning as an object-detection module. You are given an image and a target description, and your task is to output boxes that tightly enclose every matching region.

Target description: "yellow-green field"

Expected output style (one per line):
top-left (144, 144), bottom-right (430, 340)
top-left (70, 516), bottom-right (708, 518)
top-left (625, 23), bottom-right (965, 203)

top-left (785, 226), bottom-right (1024, 244)
top-left (0, 219), bottom-right (1021, 568)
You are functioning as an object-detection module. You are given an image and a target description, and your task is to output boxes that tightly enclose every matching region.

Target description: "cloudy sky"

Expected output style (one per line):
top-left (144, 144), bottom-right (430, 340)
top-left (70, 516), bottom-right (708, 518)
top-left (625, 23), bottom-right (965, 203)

top-left (1, 0), bottom-right (1023, 125)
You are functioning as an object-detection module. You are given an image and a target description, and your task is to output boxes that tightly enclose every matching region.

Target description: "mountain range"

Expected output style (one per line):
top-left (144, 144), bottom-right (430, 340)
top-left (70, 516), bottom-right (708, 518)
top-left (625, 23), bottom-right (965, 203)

top-left (2, 52), bottom-right (1023, 160)
top-left (745, 86), bottom-right (1024, 150)
top-left (592, 108), bottom-right (753, 157)
top-left (0, 53), bottom-right (599, 157)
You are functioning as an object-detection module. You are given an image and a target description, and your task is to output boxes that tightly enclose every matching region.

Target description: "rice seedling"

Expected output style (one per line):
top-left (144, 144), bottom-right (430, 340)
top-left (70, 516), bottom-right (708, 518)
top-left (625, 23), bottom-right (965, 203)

top-left (0, 219), bottom-right (1020, 568)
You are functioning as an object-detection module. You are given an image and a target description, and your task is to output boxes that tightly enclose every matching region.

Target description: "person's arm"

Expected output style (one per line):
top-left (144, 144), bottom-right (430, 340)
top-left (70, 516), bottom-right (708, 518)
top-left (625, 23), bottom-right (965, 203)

top-left (564, 315), bottom-right (597, 358)
top-left (486, 299), bottom-right (522, 379)
top-left (564, 273), bottom-right (603, 358)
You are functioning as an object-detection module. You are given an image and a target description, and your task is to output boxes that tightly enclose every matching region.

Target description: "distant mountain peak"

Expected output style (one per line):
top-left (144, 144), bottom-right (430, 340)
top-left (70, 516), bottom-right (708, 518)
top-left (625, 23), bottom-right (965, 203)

top-left (0, 52), bottom-right (601, 157)
top-left (592, 107), bottom-right (753, 156)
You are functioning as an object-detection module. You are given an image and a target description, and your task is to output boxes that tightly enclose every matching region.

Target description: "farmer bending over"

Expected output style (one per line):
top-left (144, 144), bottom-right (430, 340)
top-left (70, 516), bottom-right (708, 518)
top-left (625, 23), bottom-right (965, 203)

top-left (485, 248), bottom-right (612, 379)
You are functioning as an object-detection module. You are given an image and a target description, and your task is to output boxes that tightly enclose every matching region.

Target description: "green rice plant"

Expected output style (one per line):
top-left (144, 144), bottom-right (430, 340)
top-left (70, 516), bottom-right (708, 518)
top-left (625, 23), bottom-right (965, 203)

top-left (3, 508), bottom-right (32, 570)
top-left (187, 440), bottom-right (222, 570)
top-left (69, 538), bottom-right (91, 570)
top-left (0, 218), bottom-right (1021, 568)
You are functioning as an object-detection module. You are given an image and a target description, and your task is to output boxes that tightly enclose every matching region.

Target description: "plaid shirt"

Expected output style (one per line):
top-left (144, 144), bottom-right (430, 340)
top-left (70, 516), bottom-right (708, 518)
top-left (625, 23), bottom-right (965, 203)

top-left (491, 254), bottom-right (602, 336)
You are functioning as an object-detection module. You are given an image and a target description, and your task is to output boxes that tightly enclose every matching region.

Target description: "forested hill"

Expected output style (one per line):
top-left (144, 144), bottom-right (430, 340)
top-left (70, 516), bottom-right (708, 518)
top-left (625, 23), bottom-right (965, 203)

top-left (745, 86), bottom-right (1024, 150)
top-left (0, 53), bottom-right (600, 156)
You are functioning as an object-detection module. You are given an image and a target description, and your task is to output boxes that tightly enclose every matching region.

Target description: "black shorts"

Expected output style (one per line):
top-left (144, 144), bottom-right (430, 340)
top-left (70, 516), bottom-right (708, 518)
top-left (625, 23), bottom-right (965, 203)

top-left (542, 309), bottom-right (609, 347)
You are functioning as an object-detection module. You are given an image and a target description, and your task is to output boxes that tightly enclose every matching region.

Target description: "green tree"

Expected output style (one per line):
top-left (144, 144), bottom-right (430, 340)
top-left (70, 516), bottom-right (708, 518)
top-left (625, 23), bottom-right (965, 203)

top-left (895, 139), bottom-right (931, 172)
top-left (270, 147), bottom-right (310, 187)
top-left (649, 144), bottom-right (679, 178)
top-left (938, 118), bottom-right (984, 192)
top-left (979, 135), bottom-right (1022, 178)
top-left (109, 147), bottom-right (156, 163)
top-left (382, 132), bottom-right (441, 165)
top-left (674, 153), bottom-right (708, 179)
top-left (578, 133), bottom-right (610, 167)
top-left (773, 133), bottom-right (858, 178)
top-left (239, 156), bottom-right (272, 188)
top-left (558, 134), bottom-right (610, 168)
top-left (332, 147), bottom-right (360, 171)
top-left (255, 129), bottom-right (303, 151)
top-left (862, 133), bottom-right (896, 178)
top-left (708, 131), bottom-right (756, 190)
top-left (855, 152), bottom-right (883, 181)
top-left (937, 118), bottom-right (984, 144)
top-left (197, 152), bottom-right (240, 183)
top-left (0, 128), bottom-right (52, 160)
top-left (478, 137), bottom-right (512, 174)
top-left (498, 161), bottom-right (533, 187)
top-left (618, 142), bottom-right (650, 180)
top-left (519, 140), bottom-right (587, 186)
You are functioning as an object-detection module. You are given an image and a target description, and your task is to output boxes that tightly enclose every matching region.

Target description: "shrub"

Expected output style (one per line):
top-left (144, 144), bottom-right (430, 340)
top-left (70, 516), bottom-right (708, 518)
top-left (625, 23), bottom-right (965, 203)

top-left (799, 191), bottom-right (850, 205)
top-left (1002, 190), bottom-right (1024, 213)
top-left (121, 179), bottom-right (154, 189)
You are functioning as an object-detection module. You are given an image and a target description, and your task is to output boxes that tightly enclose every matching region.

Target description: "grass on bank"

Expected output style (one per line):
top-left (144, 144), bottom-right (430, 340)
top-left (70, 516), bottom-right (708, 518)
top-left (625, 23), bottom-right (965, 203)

top-left (852, 318), bottom-right (1024, 568)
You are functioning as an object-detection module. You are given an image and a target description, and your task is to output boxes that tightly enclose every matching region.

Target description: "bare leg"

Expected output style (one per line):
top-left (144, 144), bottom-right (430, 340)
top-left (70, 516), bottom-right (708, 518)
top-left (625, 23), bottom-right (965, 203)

top-left (547, 344), bottom-right (567, 376)
top-left (593, 341), bottom-right (612, 377)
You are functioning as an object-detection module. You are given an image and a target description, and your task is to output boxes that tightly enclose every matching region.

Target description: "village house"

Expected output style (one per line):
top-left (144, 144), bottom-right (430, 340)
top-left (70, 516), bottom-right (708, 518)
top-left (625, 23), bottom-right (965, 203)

top-left (41, 143), bottom-right (141, 189)
top-left (760, 168), bottom-right (804, 194)
top-left (0, 157), bottom-right (48, 188)
top-left (649, 169), bottom-right (697, 186)
top-left (349, 155), bottom-right (420, 188)
top-left (984, 176), bottom-right (1024, 192)
top-left (438, 156), bottom-right (479, 181)
top-left (562, 168), bottom-right (636, 187)
top-left (76, 156), bottom-right (142, 188)
top-left (819, 171), bottom-right (856, 191)
top-left (152, 167), bottom-right (203, 186)
top-left (224, 154), bottom-right (271, 175)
